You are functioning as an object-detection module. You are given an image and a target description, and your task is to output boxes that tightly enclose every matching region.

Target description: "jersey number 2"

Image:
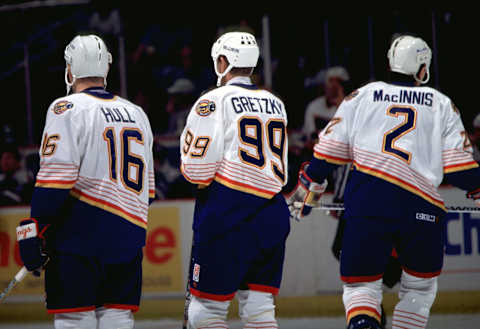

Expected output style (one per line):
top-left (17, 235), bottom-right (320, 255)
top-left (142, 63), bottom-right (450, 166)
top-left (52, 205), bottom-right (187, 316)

top-left (103, 127), bottom-right (145, 194)
top-left (382, 106), bottom-right (417, 163)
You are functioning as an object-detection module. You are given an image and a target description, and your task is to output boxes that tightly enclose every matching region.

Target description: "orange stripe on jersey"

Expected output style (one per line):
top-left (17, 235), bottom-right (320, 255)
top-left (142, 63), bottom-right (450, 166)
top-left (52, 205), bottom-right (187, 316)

top-left (70, 188), bottom-right (147, 229)
top-left (214, 174), bottom-right (275, 199)
top-left (314, 151), bottom-right (351, 165)
top-left (353, 161), bottom-right (446, 211)
top-left (35, 179), bottom-right (76, 189)
top-left (180, 165), bottom-right (214, 185)
top-left (444, 161), bottom-right (479, 173)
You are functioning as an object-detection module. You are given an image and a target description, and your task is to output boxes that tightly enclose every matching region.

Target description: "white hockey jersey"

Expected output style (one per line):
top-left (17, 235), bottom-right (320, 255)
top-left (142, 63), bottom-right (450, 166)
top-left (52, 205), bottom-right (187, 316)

top-left (180, 77), bottom-right (288, 199)
top-left (35, 87), bottom-right (155, 229)
top-left (314, 81), bottom-right (478, 210)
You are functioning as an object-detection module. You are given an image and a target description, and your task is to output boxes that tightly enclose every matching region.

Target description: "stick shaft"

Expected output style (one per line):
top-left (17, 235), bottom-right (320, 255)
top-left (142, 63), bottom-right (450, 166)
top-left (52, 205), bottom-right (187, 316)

top-left (0, 266), bottom-right (28, 303)
top-left (316, 203), bottom-right (480, 213)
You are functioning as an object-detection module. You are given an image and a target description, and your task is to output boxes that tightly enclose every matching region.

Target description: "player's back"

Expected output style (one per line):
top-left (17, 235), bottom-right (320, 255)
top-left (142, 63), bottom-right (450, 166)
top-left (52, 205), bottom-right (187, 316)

top-left (180, 77), bottom-right (289, 236)
top-left (34, 87), bottom-right (154, 260)
top-left (315, 80), bottom-right (476, 218)
top-left (181, 77), bottom-right (288, 199)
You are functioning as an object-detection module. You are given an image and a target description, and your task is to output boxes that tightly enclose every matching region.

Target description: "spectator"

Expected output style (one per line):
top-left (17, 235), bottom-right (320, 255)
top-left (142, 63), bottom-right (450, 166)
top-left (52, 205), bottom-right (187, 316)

top-left (470, 113), bottom-right (480, 162)
top-left (164, 78), bottom-right (196, 136)
top-left (302, 66), bottom-right (350, 143)
top-left (0, 145), bottom-right (29, 206)
top-left (88, 1), bottom-right (122, 37)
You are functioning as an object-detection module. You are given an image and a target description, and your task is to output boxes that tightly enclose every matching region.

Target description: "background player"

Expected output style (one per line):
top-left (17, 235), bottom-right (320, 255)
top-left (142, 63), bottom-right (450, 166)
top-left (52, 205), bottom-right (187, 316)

top-left (180, 32), bottom-right (290, 329)
top-left (288, 35), bottom-right (480, 329)
top-left (16, 34), bottom-right (155, 329)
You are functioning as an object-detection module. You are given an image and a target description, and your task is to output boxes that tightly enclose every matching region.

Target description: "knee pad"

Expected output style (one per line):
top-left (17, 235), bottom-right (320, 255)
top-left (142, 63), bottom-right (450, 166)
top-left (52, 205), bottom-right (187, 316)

top-left (237, 290), bottom-right (276, 328)
top-left (96, 307), bottom-right (134, 329)
top-left (398, 271), bottom-right (437, 308)
top-left (54, 310), bottom-right (96, 329)
top-left (188, 296), bottom-right (230, 329)
top-left (343, 279), bottom-right (383, 325)
top-left (393, 270), bottom-right (437, 326)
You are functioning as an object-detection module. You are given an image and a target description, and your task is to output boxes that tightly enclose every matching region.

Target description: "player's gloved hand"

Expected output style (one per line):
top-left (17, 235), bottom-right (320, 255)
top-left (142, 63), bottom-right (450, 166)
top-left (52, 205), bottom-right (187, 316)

top-left (287, 162), bottom-right (327, 221)
top-left (16, 218), bottom-right (50, 277)
top-left (467, 188), bottom-right (480, 206)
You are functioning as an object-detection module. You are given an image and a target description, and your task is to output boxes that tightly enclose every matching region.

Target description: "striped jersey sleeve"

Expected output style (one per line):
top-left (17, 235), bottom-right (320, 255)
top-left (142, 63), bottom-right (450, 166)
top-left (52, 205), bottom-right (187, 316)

top-left (180, 95), bottom-right (224, 185)
top-left (35, 100), bottom-right (81, 189)
top-left (313, 98), bottom-right (354, 165)
top-left (442, 100), bottom-right (478, 173)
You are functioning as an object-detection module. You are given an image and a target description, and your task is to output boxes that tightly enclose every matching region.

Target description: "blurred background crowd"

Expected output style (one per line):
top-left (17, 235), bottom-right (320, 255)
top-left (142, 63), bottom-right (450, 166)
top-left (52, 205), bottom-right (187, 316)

top-left (0, 2), bottom-right (476, 206)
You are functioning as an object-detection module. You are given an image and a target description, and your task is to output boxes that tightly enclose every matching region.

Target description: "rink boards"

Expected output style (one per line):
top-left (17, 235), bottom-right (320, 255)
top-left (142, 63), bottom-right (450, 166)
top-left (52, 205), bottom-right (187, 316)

top-left (0, 185), bottom-right (479, 299)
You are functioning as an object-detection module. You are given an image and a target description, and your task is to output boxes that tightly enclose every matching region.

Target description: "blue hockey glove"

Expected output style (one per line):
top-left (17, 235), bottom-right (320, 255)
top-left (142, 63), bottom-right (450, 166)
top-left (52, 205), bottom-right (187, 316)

top-left (287, 162), bottom-right (327, 221)
top-left (16, 218), bottom-right (50, 276)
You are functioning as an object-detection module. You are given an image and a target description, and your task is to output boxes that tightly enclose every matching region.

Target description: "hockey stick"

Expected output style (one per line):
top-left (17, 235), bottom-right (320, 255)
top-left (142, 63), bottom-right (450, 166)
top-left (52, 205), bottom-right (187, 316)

top-left (182, 240), bottom-right (194, 329)
top-left (314, 202), bottom-right (480, 213)
top-left (0, 266), bottom-right (28, 303)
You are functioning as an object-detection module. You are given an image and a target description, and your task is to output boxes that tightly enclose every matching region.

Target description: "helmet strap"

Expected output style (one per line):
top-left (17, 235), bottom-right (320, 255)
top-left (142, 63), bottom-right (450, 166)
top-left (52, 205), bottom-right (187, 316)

top-left (213, 57), bottom-right (234, 87)
top-left (414, 65), bottom-right (430, 85)
top-left (64, 67), bottom-right (75, 95)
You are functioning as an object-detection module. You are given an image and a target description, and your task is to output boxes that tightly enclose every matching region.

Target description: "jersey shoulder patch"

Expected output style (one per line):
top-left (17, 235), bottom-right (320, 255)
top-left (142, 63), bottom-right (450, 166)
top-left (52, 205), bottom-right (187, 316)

top-left (195, 99), bottom-right (216, 117)
top-left (344, 89), bottom-right (359, 101)
top-left (52, 100), bottom-right (74, 115)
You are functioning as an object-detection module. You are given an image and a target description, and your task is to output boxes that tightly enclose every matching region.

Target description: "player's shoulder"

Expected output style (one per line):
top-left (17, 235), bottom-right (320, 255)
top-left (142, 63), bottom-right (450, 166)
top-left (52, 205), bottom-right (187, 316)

top-left (47, 93), bottom-right (82, 117)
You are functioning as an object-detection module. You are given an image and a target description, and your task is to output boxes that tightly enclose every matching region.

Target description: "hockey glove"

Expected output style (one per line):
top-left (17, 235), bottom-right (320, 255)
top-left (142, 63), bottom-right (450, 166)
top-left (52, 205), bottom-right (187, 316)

top-left (287, 162), bottom-right (327, 221)
top-left (16, 218), bottom-right (50, 276)
top-left (467, 187), bottom-right (480, 206)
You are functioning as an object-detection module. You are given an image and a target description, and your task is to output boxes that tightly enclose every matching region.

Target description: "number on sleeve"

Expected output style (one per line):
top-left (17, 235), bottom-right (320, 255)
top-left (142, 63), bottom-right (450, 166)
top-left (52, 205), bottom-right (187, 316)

top-left (41, 133), bottom-right (60, 157)
top-left (382, 106), bottom-right (417, 163)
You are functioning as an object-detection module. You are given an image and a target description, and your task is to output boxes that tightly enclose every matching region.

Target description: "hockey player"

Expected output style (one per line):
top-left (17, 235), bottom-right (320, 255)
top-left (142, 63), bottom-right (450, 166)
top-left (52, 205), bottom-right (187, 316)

top-left (180, 32), bottom-right (290, 329)
top-left (16, 34), bottom-right (155, 329)
top-left (288, 35), bottom-right (480, 329)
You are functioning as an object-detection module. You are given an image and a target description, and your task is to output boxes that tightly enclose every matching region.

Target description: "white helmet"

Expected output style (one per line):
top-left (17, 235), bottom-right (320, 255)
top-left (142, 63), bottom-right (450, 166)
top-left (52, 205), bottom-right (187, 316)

top-left (211, 32), bottom-right (259, 87)
top-left (64, 34), bottom-right (112, 94)
top-left (387, 35), bottom-right (432, 84)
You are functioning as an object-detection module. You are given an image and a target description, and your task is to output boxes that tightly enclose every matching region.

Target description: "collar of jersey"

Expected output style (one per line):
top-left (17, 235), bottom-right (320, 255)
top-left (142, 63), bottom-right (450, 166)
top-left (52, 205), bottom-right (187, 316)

top-left (227, 76), bottom-right (258, 90)
top-left (389, 80), bottom-right (416, 87)
top-left (81, 87), bottom-right (115, 99)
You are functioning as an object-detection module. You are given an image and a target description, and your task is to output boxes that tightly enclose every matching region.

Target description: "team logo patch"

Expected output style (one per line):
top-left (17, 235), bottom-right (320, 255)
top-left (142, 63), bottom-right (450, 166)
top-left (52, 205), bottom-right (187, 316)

top-left (344, 89), bottom-right (359, 101)
top-left (53, 100), bottom-right (74, 115)
top-left (195, 99), bottom-right (216, 116)
top-left (193, 263), bottom-right (200, 283)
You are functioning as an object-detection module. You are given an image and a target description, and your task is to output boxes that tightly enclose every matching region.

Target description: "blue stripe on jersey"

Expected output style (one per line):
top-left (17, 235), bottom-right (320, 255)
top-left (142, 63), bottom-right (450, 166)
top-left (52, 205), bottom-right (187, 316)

top-left (344, 169), bottom-right (446, 220)
top-left (192, 181), bottom-right (289, 245)
top-left (305, 157), bottom-right (339, 183)
top-left (230, 83), bottom-right (259, 90)
top-left (82, 87), bottom-right (115, 99)
top-left (31, 187), bottom-right (71, 224)
top-left (443, 166), bottom-right (480, 192)
top-left (305, 157), bottom-right (446, 219)
top-left (32, 188), bottom-right (145, 262)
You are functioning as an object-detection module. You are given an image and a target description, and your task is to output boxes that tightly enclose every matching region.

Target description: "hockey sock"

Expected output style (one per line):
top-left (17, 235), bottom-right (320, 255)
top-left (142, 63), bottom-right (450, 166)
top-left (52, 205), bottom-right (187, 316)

top-left (392, 271), bottom-right (437, 329)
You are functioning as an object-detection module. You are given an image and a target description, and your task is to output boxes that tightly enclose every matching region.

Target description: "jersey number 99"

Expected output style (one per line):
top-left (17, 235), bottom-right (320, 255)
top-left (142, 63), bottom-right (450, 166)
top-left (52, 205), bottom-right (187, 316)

top-left (238, 117), bottom-right (287, 183)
